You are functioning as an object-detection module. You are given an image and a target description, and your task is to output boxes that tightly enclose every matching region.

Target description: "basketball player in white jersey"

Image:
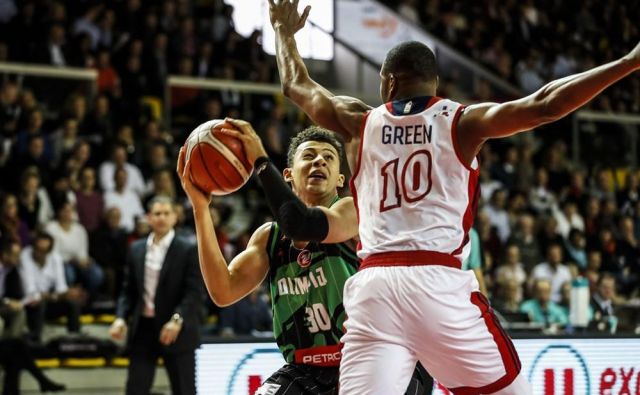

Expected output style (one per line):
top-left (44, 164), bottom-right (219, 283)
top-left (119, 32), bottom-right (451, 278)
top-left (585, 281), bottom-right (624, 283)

top-left (269, 0), bottom-right (640, 394)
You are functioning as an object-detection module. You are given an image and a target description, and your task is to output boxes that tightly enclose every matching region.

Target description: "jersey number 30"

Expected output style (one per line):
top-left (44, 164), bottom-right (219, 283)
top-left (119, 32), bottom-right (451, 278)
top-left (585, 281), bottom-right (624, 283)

top-left (305, 303), bottom-right (331, 333)
top-left (380, 150), bottom-right (433, 212)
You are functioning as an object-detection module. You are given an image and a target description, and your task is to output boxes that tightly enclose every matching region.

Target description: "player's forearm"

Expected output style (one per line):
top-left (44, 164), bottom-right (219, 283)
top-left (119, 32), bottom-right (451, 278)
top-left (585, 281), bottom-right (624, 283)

top-left (535, 57), bottom-right (638, 122)
top-left (255, 157), bottom-right (329, 242)
top-left (191, 207), bottom-right (234, 305)
top-left (275, 27), bottom-right (311, 98)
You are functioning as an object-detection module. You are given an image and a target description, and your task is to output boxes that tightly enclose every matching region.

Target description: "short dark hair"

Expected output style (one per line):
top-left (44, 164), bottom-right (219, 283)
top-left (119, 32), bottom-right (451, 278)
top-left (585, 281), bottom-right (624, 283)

top-left (382, 41), bottom-right (437, 82)
top-left (33, 231), bottom-right (54, 252)
top-left (147, 195), bottom-right (175, 212)
top-left (287, 126), bottom-right (344, 168)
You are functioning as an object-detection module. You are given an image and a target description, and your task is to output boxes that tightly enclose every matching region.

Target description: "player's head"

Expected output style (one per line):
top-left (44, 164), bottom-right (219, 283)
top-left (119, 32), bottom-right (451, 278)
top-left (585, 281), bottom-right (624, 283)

top-left (380, 41), bottom-right (438, 102)
top-left (284, 126), bottom-right (345, 198)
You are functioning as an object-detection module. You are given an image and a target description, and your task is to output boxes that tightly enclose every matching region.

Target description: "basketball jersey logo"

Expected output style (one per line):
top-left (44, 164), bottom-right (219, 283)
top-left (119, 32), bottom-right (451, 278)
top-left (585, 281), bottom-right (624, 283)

top-left (297, 249), bottom-right (312, 268)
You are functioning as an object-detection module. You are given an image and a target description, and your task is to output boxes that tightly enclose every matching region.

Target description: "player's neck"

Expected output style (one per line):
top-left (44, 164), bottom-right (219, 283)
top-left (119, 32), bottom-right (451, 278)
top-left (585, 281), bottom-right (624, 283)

top-left (392, 83), bottom-right (437, 102)
top-left (300, 192), bottom-right (338, 208)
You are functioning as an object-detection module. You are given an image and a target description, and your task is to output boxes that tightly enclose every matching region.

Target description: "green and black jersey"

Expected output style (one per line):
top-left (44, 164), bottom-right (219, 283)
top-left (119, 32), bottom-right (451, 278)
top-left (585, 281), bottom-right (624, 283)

top-left (266, 219), bottom-right (359, 366)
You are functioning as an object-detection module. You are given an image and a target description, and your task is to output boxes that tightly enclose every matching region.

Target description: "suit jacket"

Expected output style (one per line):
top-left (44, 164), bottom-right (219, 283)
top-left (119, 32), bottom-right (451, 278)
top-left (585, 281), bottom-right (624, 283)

top-left (0, 266), bottom-right (24, 300)
top-left (116, 234), bottom-right (204, 354)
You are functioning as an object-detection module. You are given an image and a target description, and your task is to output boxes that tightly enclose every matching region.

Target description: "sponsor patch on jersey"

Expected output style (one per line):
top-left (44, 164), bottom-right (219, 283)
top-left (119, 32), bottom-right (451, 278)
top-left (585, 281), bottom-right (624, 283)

top-left (255, 383), bottom-right (282, 395)
top-left (297, 249), bottom-right (312, 268)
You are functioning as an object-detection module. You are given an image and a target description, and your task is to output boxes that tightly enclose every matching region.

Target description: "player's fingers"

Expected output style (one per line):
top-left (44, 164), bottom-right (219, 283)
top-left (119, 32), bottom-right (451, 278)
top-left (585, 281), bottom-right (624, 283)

top-left (300, 5), bottom-right (311, 25)
top-left (176, 147), bottom-right (186, 175)
top-left (225, 118), bottom-right (253, 134)
top-left (182, 155), bottom-right (193, 180)
top-left (219, 128), bottom-right (244, 139)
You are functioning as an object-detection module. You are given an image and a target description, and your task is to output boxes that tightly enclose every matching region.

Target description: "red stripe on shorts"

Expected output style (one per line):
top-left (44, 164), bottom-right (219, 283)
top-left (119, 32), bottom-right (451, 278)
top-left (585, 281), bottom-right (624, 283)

top-left (360, 250), bottom-right (461, 270)
top-left (448, 292), bottom-right (521, 395)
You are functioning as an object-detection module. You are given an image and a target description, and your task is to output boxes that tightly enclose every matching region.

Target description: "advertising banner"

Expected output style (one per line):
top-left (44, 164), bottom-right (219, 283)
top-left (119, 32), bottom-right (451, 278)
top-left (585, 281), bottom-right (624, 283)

top-left (196, 338), bottom-right (640, 395)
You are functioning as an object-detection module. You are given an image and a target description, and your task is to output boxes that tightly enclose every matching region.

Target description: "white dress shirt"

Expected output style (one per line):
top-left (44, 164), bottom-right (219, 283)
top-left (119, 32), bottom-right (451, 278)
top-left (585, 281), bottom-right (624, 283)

top-left (19, 247), bottom-right (68, 300)
top-left (143, 229), bottom-right (175, 317)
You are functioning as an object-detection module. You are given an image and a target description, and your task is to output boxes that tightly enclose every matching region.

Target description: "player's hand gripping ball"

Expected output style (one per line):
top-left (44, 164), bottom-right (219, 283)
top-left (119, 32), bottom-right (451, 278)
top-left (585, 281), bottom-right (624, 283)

top-left (183, 119), bottom-right (253, 195)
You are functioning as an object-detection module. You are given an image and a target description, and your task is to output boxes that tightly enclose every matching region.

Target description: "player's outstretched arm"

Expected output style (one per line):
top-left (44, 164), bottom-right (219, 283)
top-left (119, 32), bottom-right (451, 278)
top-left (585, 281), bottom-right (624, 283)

top-left (220, 118), bottom-right (359, 244)
top-left (269, 0), bottom-right (369, 140)
top-left (458, 42), bottom-right (640, 162)
top-left (177, 147), bottom-right (269, 307)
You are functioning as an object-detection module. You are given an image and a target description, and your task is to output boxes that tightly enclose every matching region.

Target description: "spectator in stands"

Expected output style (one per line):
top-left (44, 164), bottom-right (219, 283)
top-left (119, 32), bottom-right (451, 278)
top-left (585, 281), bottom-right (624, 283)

top-left (589, 273), bottom-right (618, 333)
top-left (0, 81), bottom-right (20, 141)
top-left (564, 228), bottom-right (588, 270)
top-left (49, 117), bottom-right (79, 168)
top-left (39, 23), bottom-right (68, 67)
top-left (483, 188), bottom-right (511, 243)
top-left (495, 244), bottom-right (526, 301)
top-left (617, 171), bottom-right (639, 216)
top-left (90, 206), bottom-right (128, 299)
top-left (508, 214), bottom-right (541, 273)
top-left (553, 200), bottom-right (585, 239)
top-left (17, 167), bottom-right (53, 233)
top-left (590, 169), bottom-right (616, 202)
top-left (144, 169), bottom-right (177, 207)
top-left (8, 132), bottom-right (51, 190)
top-left (74, 166), bottom-right (104, 233)
top-left (531, 243), bottom-right (573, 303)
top-left (493, 279), bottom-right (523, 315)
top-left (491, 145), bottom-right (518, 190)
top-left (529, 168), bottom-right (557, 215)
top-left (0, 193), bottom-right (30, 246)
top-left (44, 200), bottom-right (104, 299)
top-left (0, 239), bottom-right (27, 338)
top-left (104, 166), bottom-right (145, 233)
top-left (19, 232), bottom-right (83, 342)
top-left (99, 143), bottom-right (146, 197)
top-left (615, 216), bottom-right (639, 296)
top-left (537, 217), bottom-right (564, 258)
top-left (219, 289), bottom-right (272, 337)
top-left (110, 196), bottom-right (203, 395)
top-left (521, 279), bottom-right (568, 328)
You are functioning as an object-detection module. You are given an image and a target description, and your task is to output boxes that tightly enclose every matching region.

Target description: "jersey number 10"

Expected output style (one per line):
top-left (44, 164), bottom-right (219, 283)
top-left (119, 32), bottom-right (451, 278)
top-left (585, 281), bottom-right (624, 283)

top-left (380, 150), bottom-right (433, 212)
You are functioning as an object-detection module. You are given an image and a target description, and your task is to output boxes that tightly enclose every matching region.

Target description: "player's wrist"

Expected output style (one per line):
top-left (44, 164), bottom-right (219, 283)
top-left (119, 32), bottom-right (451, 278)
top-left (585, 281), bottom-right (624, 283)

top-left (254, 156), bottom-right (270, 175)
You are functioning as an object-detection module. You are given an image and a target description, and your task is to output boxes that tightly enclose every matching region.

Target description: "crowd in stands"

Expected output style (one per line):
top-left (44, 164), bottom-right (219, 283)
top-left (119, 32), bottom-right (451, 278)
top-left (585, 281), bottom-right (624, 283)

top-left (0, 0), bottom-right (638, 345)
top-left (385, 0), bottom-right (640, 113)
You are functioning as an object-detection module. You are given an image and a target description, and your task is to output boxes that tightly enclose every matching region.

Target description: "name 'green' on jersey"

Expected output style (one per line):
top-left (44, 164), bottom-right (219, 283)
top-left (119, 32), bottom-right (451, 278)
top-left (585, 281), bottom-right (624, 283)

top-left (266, 221), bottom-right (359, 365)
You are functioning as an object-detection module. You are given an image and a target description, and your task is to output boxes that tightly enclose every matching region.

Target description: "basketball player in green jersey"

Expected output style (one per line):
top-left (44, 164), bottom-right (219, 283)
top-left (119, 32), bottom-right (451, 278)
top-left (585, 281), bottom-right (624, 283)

top-left (177, 119), bottom-right (431, 394)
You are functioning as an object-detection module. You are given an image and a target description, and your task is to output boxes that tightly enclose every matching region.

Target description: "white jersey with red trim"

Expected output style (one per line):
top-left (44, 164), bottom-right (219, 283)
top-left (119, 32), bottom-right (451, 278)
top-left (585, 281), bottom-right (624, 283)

top-left (350, 96), bottom-right (480, 264)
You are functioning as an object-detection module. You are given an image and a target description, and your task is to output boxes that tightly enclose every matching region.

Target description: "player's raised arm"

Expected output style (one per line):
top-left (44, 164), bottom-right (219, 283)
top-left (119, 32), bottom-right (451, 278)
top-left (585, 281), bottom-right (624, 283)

top-left (220, 118), bottom-right (359, 244)
top-left (269, 0), bottom-right (369, 140)
top-left (176, 147), bottom-right (269, 307)
top-left (457, 42), bottom-right (640, 162)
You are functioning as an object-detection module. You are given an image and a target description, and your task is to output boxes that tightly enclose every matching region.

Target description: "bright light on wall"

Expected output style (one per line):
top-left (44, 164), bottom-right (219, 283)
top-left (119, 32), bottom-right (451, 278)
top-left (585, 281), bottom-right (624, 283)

top-left (224, 0), bottom-right (334, 61)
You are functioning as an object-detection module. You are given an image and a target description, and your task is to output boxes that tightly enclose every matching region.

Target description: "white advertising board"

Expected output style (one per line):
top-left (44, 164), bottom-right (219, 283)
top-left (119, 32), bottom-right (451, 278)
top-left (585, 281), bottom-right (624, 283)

top-left (196, 338), bottom-right (640, 395)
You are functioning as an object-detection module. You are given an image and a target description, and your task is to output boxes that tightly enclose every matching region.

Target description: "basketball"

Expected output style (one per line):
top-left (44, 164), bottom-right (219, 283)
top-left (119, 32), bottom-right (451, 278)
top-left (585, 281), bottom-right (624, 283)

top-left (184, 119), bottom-right (253, 196)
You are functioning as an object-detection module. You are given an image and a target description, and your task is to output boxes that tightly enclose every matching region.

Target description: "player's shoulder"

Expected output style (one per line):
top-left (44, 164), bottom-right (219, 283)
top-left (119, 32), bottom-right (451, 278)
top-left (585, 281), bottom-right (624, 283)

top-left (248, 222), bottom-right (276, 250)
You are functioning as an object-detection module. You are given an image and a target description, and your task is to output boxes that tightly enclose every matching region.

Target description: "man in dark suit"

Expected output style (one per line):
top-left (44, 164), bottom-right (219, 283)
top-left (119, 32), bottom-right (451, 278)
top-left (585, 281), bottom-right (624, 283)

top-left (589, 273), bottom-right (618, 333)
top-left (109, 196), bottom-right (203, 395)
top-left (0, 239), bottom-right (27, 338)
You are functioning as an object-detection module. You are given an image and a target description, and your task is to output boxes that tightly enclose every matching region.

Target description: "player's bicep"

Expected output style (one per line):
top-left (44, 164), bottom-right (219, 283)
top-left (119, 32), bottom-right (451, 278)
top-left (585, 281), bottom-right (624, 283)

top-left (320, 197), bottom-right (358, 244)
top-left (225, 225), bottom-right (271, 306)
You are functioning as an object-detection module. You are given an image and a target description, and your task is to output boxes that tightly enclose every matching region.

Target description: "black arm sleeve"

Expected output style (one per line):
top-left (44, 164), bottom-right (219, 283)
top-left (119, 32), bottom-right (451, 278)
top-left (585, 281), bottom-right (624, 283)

top-left (255, 157), bottom-right (329, 242)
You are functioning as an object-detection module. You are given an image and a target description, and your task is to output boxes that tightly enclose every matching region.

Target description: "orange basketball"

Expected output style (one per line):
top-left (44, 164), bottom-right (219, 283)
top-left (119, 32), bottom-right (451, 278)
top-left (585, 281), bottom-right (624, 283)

top-left (184, 119), bottom-right (253, 195)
